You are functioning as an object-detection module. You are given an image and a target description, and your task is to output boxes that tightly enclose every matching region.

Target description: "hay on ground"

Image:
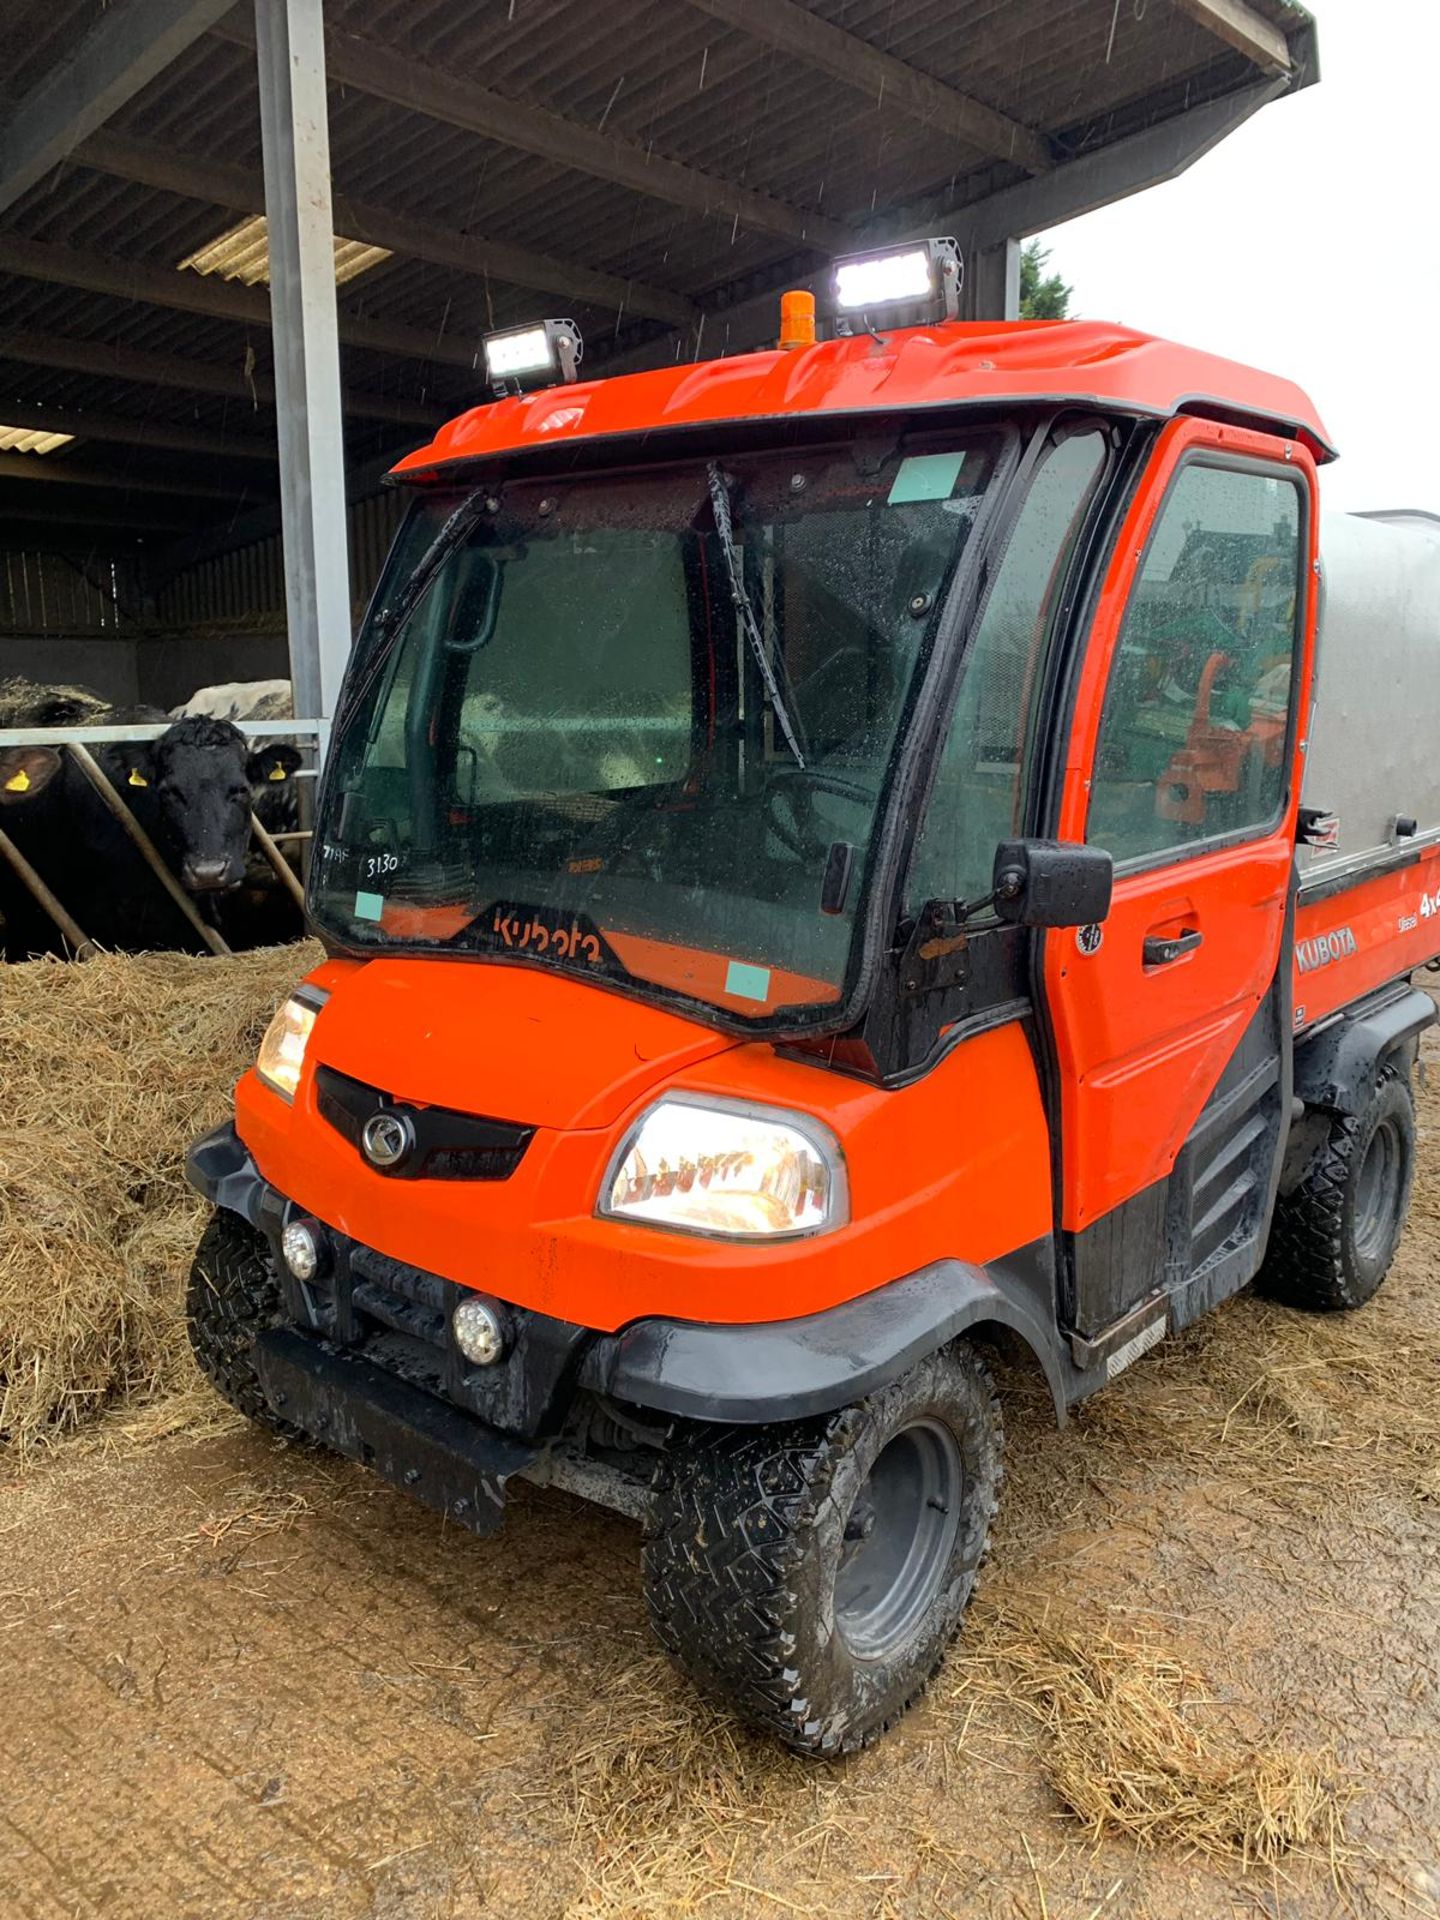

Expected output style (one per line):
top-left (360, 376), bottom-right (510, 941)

top-left (0, 943), bottom-right (320, 1461)
top-left (954, 1603), bottom-right (1356, 1867)
top-left (563, 1652), bottom-right (822, 1917)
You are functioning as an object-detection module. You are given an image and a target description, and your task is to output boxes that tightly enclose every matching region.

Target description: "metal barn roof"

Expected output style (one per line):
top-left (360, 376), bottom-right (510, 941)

top-left (0, 0), bottom-right (1318, 584)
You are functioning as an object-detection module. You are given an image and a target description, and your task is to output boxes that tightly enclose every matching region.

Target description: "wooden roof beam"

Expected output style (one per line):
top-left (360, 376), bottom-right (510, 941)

top-left (0, 327), bottom-right (441, 429)
top-left (1, 234), bottom-right (486, 373)
top-left (681, 0), bottom-right (1053, 175)
top-left (0, 499), bottom-right (200, 534)
top-left (0, 448), bottom-right (259, 499)
top-left (0, 0), bottom-right (236, 216)
top-left (0, 397), bottom-right (276, 463)
top-left (77, 128), bottom-right (697, 329)
top-left (593, 76), bottom-right (1293, 374)
top-left (1170, 0), bottom-right (1292, 77)
top-left (215, 16), bottom-right (851, 253)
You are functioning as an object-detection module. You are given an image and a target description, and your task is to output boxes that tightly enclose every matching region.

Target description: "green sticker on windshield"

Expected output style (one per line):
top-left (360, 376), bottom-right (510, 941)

top-left (354, 890), bottom-right (384, 922)
top-left (725, 960), bottom-right (771, 1002)
top-left (887, 451), bottom-right (966, 505)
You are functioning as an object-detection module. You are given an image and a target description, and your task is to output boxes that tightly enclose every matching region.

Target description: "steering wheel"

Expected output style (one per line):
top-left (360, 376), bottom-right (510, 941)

top-left (564, 789), bottom-right (673, 883)
top-left (763, 766), bottom-right (876, 861)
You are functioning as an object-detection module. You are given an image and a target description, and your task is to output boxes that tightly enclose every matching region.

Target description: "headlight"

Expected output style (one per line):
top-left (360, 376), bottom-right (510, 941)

top-left (599, 1096), bottom-right (846, 1240)
top-left (255, 989), bottom-right (327, 1101)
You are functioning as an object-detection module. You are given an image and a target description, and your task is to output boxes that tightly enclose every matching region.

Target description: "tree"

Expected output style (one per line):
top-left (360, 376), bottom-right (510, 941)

top-left (1019, 240), bottom-right (1072, 320)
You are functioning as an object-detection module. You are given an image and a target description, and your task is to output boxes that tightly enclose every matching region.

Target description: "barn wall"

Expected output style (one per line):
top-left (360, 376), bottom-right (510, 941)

top-left (1, 547), bottom-right (137, 638)
top-left (1, 490), bottom-right (407, 714)
top-left (135, 630), bottom-right (290, 710)
top-left (0, 634), bottom-right (141, 706)
top-left (154, 489), bottom-right (406, 630)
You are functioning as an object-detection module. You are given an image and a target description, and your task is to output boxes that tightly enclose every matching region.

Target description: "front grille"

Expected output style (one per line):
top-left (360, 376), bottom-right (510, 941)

top-left (315, 1063), bottom-right (533, 1181)
top-left (278, 1235), bottom-right (589, 1441)
top-left (348, 1243), bottom-right (457, 1396)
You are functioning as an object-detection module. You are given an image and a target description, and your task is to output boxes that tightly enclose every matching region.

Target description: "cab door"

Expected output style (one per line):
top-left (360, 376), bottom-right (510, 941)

top-left (1042, 418), bottom-right (1319, 1350)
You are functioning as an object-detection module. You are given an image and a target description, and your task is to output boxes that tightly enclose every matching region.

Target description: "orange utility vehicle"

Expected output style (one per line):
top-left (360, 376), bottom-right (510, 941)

top-left (187, 242), bottom-right (1440, 1754)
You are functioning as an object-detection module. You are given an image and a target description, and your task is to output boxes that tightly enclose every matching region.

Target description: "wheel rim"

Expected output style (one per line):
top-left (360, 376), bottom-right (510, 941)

top-left (1354, 1117), bottom-right (1403, 1263)
top-left (834, 1417), bottom-right (964, 1662)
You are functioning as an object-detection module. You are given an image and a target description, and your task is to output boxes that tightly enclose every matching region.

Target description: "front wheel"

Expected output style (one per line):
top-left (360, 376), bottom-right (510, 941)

top-left (642, 1343), bottom-right (1003, 1755)
top-left (187, 1208), bottom-right (302, 1436)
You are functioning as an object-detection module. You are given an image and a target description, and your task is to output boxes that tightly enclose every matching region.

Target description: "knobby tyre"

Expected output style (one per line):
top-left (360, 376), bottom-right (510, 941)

top-left (642, 1341), bottom-right (1003, 1756)
top-left (186, 1207), bottom-right (303, 1436)
top-left (1260, 1067), bottom-right (1416, 1311)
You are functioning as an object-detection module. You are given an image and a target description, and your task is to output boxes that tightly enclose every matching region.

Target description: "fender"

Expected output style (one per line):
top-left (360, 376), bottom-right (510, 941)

top-left (584, 1250), bottom-right (1070, 1426)
top-left (1293, 982), bottom-right (1436, 1116)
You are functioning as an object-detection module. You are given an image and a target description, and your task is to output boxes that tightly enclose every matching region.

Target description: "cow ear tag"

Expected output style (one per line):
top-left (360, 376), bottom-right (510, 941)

top-left (128, 768), bottom-right (148, 787)
top-left (4, 769), bottom-right (30, 792)
top-left (268, 764), bottom-right (288, 781)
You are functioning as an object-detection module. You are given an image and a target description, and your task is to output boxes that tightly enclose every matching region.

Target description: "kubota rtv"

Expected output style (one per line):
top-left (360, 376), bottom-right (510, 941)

top-left (186, 242), bottom-right (1440, 1753)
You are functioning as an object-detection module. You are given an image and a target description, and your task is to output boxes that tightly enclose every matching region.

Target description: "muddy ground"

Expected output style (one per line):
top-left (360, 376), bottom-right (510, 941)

top-left (3, 1011), bottom-right (1439, 1919)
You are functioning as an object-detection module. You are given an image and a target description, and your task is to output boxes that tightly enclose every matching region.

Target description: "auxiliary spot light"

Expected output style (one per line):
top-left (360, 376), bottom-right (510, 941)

top-left (482, 318), bottom-right (582, 397)
top-left (831, 236), bottom-right (963, 330)
top-left (453, 1294), bottom-right (507, 1366)
top-left (281, 1218), bottom-right (324, 1283)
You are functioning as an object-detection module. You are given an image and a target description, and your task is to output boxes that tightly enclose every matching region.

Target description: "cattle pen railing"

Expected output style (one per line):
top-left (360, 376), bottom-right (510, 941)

top-left (0, 718), bottom-right (321, 960)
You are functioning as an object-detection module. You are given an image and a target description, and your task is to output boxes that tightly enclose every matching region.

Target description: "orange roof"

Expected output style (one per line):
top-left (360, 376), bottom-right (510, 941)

top-left (391, 318), bottom-right (1336, 480)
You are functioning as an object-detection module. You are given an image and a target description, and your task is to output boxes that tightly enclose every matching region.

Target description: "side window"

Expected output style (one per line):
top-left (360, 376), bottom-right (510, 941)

top-left (1086, 462), bottom-right (1303, 864)
top-left (908, 430), bottom-right (1107, 910)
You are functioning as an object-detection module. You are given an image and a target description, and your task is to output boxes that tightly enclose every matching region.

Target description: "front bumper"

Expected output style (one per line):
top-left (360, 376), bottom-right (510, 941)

top-left (254, 1326), bottom-right (535, 1536)
top-left (187, 1124), bottom-right (1068, 1433)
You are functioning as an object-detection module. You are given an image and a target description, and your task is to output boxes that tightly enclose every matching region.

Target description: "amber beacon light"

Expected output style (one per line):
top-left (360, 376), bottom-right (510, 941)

top-left (778, 289), bottom-right (816, 351)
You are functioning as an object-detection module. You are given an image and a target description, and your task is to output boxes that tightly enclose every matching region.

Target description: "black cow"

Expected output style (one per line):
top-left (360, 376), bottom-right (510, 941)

top-left (216, 738), bottom-right (306, 951)
top-left (0, 712), bottom-right (305, 959)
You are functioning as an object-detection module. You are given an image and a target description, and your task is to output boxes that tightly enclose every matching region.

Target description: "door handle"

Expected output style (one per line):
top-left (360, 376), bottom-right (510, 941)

top-left (1143, 929), bottom-right (1204, 966)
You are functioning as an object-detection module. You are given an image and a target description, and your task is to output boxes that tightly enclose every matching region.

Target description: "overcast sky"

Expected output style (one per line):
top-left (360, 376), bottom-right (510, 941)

top-left (1033, 0), bottom-right (1438, 515)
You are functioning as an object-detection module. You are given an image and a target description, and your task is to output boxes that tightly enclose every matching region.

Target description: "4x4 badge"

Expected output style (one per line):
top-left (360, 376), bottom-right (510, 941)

top-left (1076, 923), bottom-right (1104, 956)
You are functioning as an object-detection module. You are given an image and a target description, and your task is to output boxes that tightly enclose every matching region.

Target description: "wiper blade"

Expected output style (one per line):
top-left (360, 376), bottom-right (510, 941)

top-left (706, 461), bottom-right (807, 769)
top-left (337, 491), bottom-right (493, 729)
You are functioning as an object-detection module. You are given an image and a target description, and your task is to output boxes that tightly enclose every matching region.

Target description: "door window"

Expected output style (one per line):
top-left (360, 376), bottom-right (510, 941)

top-left (908, 429), bottom-right (1107, 910)
top-left (1086, 462), bottom-right (1303, 864)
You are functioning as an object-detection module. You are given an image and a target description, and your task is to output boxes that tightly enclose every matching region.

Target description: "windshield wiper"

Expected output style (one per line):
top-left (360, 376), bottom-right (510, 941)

top-left (337, 491), bottom-right (493, 730)
top-left (706, 461), bottom-right (807, 769)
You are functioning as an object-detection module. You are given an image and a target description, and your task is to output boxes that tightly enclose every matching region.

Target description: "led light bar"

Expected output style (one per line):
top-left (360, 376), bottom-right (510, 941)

top-left (482, 318), bottom-right (583, 396)
top-left (831, 236), bottom-right (963, 328)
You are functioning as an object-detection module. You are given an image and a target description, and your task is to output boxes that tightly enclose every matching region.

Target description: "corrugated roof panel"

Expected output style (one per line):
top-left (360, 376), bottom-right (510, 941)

top-left (175, 213), bottom-right (394, 288)
top-left (0, 425), bottom-right (75, 455)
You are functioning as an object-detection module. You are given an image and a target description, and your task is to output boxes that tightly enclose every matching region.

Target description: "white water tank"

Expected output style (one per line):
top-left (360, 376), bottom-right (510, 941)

top-left (1301, 510), bottom-right (1440, 881)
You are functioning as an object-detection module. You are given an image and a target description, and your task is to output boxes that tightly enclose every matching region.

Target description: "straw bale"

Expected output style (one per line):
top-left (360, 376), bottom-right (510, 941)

top-left (0, 943), bottom-right (320, 1460)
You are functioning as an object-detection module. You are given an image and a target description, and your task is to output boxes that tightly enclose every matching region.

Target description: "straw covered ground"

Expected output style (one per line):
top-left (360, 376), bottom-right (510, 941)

top-left (1, 955), bottom-right (1437, 1918)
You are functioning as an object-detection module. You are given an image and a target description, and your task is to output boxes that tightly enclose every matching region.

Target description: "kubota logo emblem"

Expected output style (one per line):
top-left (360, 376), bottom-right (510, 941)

top-left (362, 1111), bottom-right (415, 1169)
top-left (1296, 927), bottom-right (1357, 973)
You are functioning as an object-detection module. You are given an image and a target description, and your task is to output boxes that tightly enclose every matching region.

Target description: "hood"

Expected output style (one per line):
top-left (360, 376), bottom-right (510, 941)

top-left (310, 957), bottom-right (737, 1132)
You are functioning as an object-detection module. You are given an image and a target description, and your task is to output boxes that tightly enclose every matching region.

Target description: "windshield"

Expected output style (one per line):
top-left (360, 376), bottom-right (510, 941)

top-left (312, 431), bottom-right (1004, 1024)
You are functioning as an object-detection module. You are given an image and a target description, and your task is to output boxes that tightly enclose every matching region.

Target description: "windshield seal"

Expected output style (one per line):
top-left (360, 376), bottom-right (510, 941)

top-left (311, 418), bottom-right (1025, 1038)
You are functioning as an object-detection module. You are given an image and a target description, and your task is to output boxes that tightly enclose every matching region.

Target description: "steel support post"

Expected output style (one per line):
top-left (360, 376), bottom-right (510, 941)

top-left (963, 238), bottom-right (1020, 321)
top-left (255, 0), bottom-right (352, 745)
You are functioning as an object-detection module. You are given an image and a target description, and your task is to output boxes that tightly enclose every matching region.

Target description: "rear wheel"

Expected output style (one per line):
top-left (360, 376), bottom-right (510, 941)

top-left (187, 1208), bottom-right (301, 1435)
top-left (1259, 1069), bottom-right (1416, 1311)
top-left (642, 1343), bottom-right (1002, 1756)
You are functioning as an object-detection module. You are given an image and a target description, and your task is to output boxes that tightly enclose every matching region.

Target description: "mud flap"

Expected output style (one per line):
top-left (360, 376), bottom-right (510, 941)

top-left (252, 1327), bottom-right (536, 1538)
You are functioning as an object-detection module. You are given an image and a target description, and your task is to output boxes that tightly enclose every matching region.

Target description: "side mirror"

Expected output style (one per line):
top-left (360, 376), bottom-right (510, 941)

top-left (991, 838), bottom-right (1113, 929)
